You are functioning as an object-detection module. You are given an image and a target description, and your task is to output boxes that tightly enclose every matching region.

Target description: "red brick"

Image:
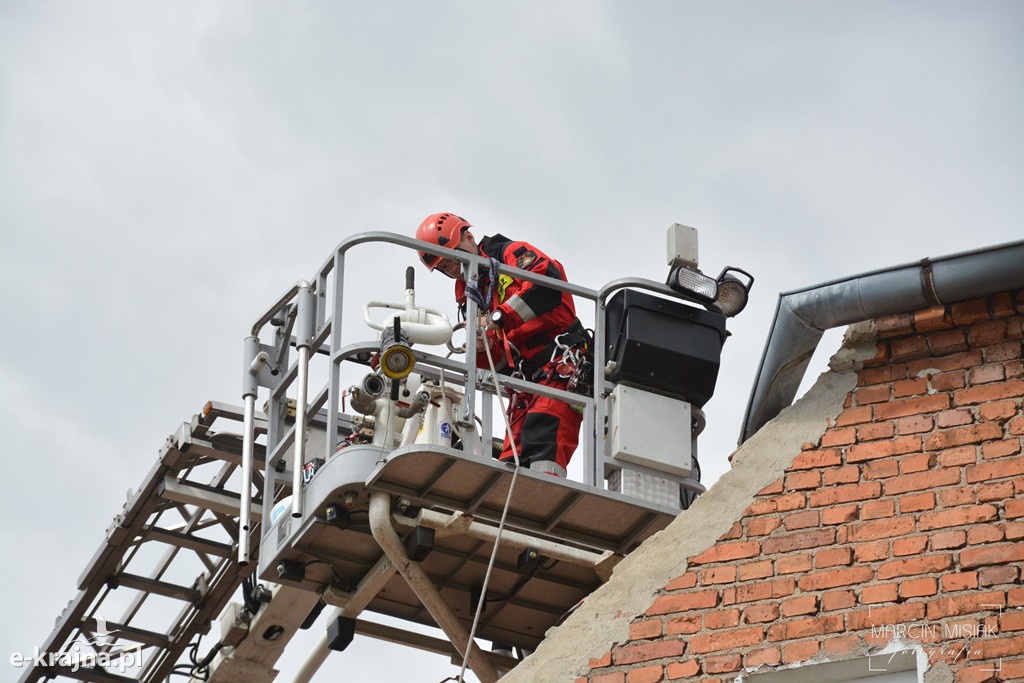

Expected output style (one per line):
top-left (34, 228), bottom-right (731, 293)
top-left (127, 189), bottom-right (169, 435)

top-left (799, 566), bottom-right (874, 591)
top-left (822, 504), bottom-right (859, 525)
top-left (848, 517), bottom-right (916, 542)
top-left (665, 660), bottom-right (699, 680)
top-left (757, 479), bottom-right (784, 496)
top-left (822, 634), bottom-right (862, 656)
top-left (626, 666), bottom-right (662, 683)
top-left (874, 394), bottom-right (950, 420)
top-left (939, 487), bottom-right (976, 506)
top-left (665, 571), bottom-right (697, 591)
top-left (899, 452), bottom-right (937, 473)
top-left (745, 494), bottom-right (805, 516)
top-left (775, 554), bottom-right (812, 575)
top-left (1001, 611), bottom-right (1024, 632)
top-left (883, 467), bottom-right (961, 494)
top-left (877, 554), bottom-right (953, 579)
top-left (914, 305), bottom-right (953, 331)
top-left (689, 540), bottom-right (761, 565)
top-left (861, 499), bottom-right (895, 520)
top-left (847, 436), bottom-right (922, 463)
top-left (743, 603), bottom-right (780, 624)
top-left (986, 341), bottom-right (1023, 362)
top-left (955, 380), bottom-right (1024, 406)
top-left (590, 651), bottom-right (612, 668)
top-left (930, 530), bottom-right (967, 550)
top-left (1008, 498), bottom-right (1024, 518)
top-left (900, 492), bottom-right (935, 512)
top-left (936, 408), bottom-right (973, 427)
top-left (592, 672), bottom-right (625, 683)
top-left (700, 566), bottom-right (737, 586)
top-left (703, 608), bottom-right (740, 629)
top-left (979, 399), bottom-right (1018, 421)
top-left (703, 653), bottom-right (741, 674)
top-left (892, 536), bottom-right (928, 557)
top-left (722, 578), bottom-right (796, 605)
top-left (629, 619), bottom-right (663, 641)
top-left (822, 590), bottom-right (856, 611)
top-left (976, 480), bottom-right (1015, 502)
top-left (785, 470), bottom-right (821, 491)
top-left (855, 384), bottom-right (892, 405)
top-left (931, 371), bottom-right (966, 392)
top-left (978, 564), bottom-right (1019, 587)
top-left (854, 540), bottom-right (890, 562)
top-left (690, 626), bottom-right (764, 654)
top-left (665, 614), bottom-right (701, 635)
top-left (781, 595), bottom-right (818, 618)
top-left (900, 577), bottom-right (938, 598)
top-left (718, 521), bottom-right (743, 540)
top-left (982, 438), bottom-right (1021, 459)
top-left (1012, 587), bottom-right (1024, 607)
top-left (613, 639), bottom-right (685, 665)
top-left (969, 363), bottom-right (1006, 385)
top-left (746, 517), bottom-right (782, 537)
top-left (783, 509), bottom-right (820, 530)
top-left (967, 455), bottom-right (1024, 483)
top-left (764, 529), bottom-right (835, 554)
top-left (951, 299), bottom-right (991, 326)
top-left (737, 560), bottom-right (773, 581)
top-left (782, 640), bottom-right (819, 664)
top-left (908, 350), bottom-right (984, 375)
top-left (862, 421), bottom-right (899, 442)
top-left (816, 547), bottom-right (853, 568)
top-left (860, 582), bottom-right (898, 604)
top-left (847, 603), bottom-right (926, 631)
top-left (895, 378), bottom-right (930, 398)
top-left (925, 423), bottom-right (1004, 450)
top-left (929, 328), bottom-right (969, 355)
top-left (926, 591), bottom-right (1005, 619)
top-left (835, 405), bottom-right (872, 426)
top-left (1009, 521), bottom-right (1024, 540)
top-left (809, 482), bottom-right (881, 506)
top-left (897, 414), bottom-right (934, 435)
top-left (960, 542), bottom-right (1024, 568)
top-left (863, 459), bottom-right (899, 480)
top-left (821, 427), bottom-right (857, 446)
top-left (823, 465), bottom-right (860, 485)
top-left (937, 445), bottom-right (977, 467)
top-left (941, 572), bottom-right (978, 592)
top-left (789, 449), bottom-right (841, 470)
top-left (968, 524), bottom-right (1004, 545)
top-left (891, 335), bottom-right (930, 361)
top-left (920, 505), bottom-right (998, 531)
top-left (769, 614), bottom-right (844, 641)
top-left (647, 590), bottom-right (719, 615)
top-left (744, 646), bottom-right (781, 668)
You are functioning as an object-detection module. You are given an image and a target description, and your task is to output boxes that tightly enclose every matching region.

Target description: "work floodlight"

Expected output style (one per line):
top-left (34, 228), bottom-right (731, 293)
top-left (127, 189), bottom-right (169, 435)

top-left (666, 265), bottom-right (754, 318)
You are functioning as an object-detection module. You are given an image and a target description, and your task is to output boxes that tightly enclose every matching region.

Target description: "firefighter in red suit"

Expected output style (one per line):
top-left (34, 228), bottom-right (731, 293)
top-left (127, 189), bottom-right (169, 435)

top-left (415, 212), bottom-right (585, 476)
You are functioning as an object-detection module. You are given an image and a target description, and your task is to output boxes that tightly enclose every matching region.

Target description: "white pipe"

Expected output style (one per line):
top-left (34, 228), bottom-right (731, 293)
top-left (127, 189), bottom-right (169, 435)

top-left (406, 509), bottom-right (618, 580)
top-left (292, 345), bottom-right (310, 518)
top-left (238, 394), bottom-right (256, 564)
top-left (368, 493), bottom-right (499, 683)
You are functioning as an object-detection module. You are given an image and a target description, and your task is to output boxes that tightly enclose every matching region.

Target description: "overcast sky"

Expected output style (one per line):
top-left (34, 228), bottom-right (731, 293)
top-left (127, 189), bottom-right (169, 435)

top-left (2, 2), bottom-right (1022, 682)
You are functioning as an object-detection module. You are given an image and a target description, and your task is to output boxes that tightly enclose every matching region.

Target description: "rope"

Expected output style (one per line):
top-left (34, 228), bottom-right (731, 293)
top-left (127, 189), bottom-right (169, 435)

top-left (458, 325), bottom-right (521, 683)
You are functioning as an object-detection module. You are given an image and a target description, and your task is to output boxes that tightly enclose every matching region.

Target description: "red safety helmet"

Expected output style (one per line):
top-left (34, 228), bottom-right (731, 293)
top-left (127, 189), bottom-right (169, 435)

top-left (415, 212), bottom-right (471, 270)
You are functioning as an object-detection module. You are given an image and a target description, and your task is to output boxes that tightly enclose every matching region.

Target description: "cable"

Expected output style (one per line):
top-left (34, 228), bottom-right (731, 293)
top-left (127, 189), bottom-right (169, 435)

top-left (458, 326), bottom-right (522, 683)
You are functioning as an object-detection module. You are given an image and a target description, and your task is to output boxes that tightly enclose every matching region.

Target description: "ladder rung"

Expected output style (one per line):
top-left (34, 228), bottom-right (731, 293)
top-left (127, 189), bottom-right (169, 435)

top-left (142, 526), bottom-right (233, 558)
top-left (107, 573), bottom-right (201, 602)
top-left (82, 617), bottom-right (172, 648)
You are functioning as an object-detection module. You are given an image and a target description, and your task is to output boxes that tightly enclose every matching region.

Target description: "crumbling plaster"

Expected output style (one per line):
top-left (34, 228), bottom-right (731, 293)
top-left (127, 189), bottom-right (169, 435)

top-left (499, 322), bottom-right (879, 682)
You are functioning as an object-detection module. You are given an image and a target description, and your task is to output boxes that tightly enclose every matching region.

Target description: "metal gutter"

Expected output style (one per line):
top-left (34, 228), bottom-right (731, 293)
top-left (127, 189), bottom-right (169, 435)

top-left (740, 239), bottom-right (1024, 444)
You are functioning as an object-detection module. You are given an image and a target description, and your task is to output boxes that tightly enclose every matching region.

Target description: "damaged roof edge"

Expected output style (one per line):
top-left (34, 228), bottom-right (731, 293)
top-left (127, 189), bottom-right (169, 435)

top-left (739, 239), bottom-right (1024, 444)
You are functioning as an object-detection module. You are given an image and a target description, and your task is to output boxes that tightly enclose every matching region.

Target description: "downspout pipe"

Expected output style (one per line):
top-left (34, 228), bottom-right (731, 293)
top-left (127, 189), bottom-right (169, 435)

top-left (740, 240), bottom-right (1024, 444)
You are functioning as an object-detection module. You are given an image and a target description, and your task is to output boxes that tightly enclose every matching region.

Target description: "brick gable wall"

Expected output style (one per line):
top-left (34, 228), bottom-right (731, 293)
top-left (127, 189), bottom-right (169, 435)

top-left (575, 290), bottom-right (1024, 683)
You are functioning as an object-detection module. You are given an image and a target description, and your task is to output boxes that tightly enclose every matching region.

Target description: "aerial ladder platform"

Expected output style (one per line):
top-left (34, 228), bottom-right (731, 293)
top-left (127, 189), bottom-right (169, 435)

top-left (20, 227), bottom-right (751, 683)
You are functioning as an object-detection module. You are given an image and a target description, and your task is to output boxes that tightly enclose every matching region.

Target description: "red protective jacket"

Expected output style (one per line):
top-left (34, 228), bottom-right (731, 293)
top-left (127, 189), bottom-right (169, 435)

top-left (455, 234), bottom-right (576, 365)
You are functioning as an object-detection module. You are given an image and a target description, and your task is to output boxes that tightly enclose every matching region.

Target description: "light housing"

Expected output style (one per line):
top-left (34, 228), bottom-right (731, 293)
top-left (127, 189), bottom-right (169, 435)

top-left (379, 316), bottom-right (415, 380)
top-left (666, 265), bottom-right (754, 318)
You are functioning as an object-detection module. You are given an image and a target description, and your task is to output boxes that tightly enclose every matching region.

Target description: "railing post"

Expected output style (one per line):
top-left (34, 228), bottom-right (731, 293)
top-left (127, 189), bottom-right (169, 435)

top-left (239, 335), bottom-right (261, 564)
top-left (291, 284), bottom-right (317, 519)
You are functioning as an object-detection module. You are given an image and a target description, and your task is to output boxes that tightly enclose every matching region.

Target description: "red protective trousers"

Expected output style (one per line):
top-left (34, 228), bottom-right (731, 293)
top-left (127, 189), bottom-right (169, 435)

top-left (498, 362), bottom-right (583, 471)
